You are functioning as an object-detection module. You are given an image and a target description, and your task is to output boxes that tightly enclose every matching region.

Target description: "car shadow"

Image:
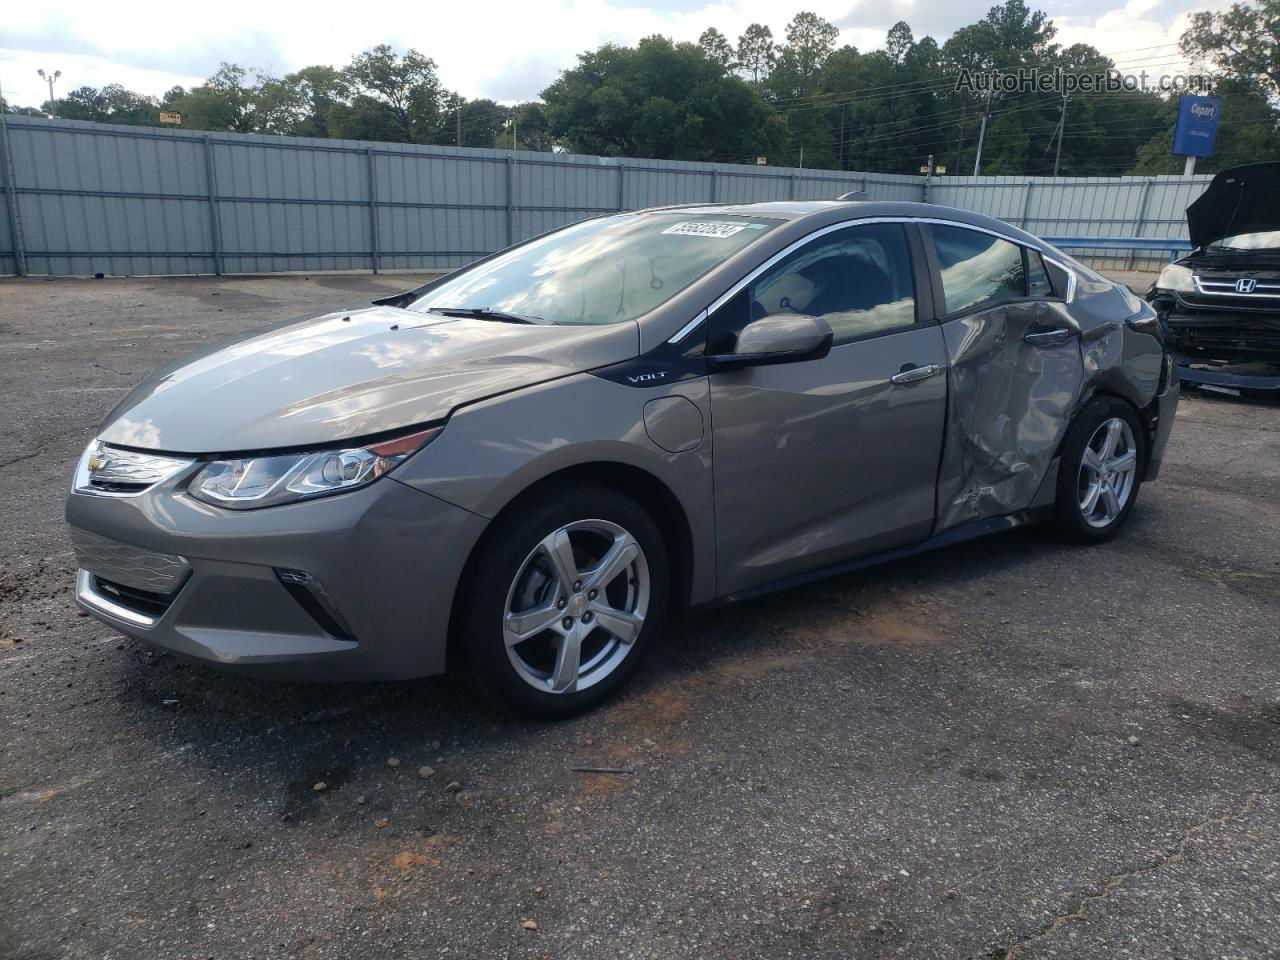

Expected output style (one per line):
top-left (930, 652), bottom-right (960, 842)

top-left (112, 522), bottom-right (1063, 792)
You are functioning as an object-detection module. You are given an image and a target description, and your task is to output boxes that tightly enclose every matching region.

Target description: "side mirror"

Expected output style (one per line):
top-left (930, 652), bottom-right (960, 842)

top-left (709, 313), bottom-right (834, 370)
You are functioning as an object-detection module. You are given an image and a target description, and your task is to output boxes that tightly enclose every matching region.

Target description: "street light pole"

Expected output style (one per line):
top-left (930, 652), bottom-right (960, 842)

top-left (36, 68), bottom-right (61, 118)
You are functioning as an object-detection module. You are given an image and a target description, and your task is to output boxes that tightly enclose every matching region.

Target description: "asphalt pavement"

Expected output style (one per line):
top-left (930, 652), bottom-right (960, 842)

top-left (1, 272), bottom-right (1278, 960)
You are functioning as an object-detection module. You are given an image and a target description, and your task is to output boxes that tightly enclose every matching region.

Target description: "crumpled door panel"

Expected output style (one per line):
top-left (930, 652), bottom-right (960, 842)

top-left (935, 300), bottom-right (1084, 531)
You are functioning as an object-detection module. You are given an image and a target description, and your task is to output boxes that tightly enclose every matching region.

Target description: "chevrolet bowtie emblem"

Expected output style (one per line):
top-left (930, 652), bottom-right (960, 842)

top-left (87, 453), bottom-right (108, 472)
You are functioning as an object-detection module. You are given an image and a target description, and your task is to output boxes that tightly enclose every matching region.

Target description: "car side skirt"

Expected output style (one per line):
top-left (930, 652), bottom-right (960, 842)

top-left (698, 508), bottom-right (1052, 610)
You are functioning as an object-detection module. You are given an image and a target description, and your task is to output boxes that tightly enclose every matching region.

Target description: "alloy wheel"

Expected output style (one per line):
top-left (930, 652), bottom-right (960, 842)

top-left (1077, 417), bottom-right (1138, 528)
top-left (503, 519), bottom-right (650, 694)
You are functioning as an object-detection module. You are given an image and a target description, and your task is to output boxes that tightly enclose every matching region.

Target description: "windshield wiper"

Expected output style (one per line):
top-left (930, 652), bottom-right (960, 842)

top-left (430, 307), bottom-right (548, 325)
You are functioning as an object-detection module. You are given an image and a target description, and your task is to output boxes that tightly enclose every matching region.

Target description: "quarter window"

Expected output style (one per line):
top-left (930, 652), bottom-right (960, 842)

top-left (742, 222), bottom-right (917, 346)
top-left (929, 224), bottom-right (1027, 315)
top-left (1027, 248), bottom-right (1054, 298)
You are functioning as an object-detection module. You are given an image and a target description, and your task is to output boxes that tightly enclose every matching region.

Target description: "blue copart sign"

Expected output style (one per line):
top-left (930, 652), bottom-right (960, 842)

top-left (1172, 95), bottom-right (1221, 158)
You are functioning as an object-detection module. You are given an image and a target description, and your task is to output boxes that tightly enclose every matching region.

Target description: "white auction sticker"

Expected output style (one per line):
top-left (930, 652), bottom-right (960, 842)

top-left (661, 221), bottom-right (749, 238)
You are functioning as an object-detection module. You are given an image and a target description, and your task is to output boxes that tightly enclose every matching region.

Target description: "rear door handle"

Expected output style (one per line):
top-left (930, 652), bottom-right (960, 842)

top-left (1024, 327), bottom-right (1074, 346)
top-left (889, 363), bottom-right (942, 385)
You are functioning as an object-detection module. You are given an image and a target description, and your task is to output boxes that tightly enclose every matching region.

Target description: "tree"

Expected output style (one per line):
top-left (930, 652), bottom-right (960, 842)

top-left (783, 12), bottom-right (840, 84)
top-left (699, 28), bottom-right (737, 71)
top-left (1181, 0), bottom-right (1280, 98)
top-left (507, 101), bottom-right (554, 151)
top-left (459, 98), bottom-right (508, 147)
top-left (332, 45), bottom-right (444, 143)
top-left (886, 22), bottom-right (914, 65)
top-left (258, 66), bottom-right (349, 138)
top-left (56, 84), bottom-right (161, 125)
top-left (737, 24), bottom-right (776, 82)
top-left (166, 64), bottom-right (255, 132)
top-left (541, 36), bottom-right (783, 161)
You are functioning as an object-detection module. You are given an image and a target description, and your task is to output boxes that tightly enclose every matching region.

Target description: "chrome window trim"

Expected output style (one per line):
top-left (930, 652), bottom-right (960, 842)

top-left (668, 308), bottom-right (708, 344)
top-left (673, 215), bottom-right (1079, 342)
top-left (75, 569), bottom-right (158, 628)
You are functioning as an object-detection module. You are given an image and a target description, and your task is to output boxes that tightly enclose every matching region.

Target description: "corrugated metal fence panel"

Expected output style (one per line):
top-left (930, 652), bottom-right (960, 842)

top-left (0, 116), bottom-right (1214, 277)
top-left (932, 173), bottom-right (1213, 268)
top-left (0, 120), bottom-right (15, 277)
top-left (5, 120), bottom-right (213, 276)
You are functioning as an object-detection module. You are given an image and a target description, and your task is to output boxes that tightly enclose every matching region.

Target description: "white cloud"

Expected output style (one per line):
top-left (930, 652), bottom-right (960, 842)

top-left (0, 0), bottom-right (1238, 110)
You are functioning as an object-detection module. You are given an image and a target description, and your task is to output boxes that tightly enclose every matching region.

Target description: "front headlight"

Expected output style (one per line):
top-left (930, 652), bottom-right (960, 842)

top-left (188, 425), bottom-right (442, 509)
top-left (1155, 263), bottom-right (1194, 293)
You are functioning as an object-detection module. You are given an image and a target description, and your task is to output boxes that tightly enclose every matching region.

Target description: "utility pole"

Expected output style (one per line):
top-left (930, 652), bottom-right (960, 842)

top-left (454, 96), bottom-right (462, 147)
top-left (838, 103), bottom-right (847, 170)
top-left (1053, 94), bottom-right (1068, 177)
top-left (512, 105), bottom-right (518, 151)
top-left (36, 68), bottom-right (61, 117)
top-left (972, 86), bottom-right (993, 176)
top-left (799, 145), bottom-right (804, 170)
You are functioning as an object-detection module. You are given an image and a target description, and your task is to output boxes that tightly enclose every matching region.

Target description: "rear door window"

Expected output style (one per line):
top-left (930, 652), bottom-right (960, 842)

top-left (929, 224), bottom-right (1027, 315)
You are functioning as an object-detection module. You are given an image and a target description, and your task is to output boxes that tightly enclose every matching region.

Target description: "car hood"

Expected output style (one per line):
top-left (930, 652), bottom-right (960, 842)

top-left (1186, 162), bottom-right (1280, 250)
top-left (98, 306), bottom-right (638, 454)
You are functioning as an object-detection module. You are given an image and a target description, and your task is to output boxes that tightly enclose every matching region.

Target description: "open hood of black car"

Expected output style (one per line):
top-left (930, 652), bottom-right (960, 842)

top-left (1187, 162), bottom-right (1280, 249)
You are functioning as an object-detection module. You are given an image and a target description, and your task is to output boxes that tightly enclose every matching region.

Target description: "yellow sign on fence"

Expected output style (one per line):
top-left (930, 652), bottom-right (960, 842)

top-left (159, 111), bottom-right (181, 125)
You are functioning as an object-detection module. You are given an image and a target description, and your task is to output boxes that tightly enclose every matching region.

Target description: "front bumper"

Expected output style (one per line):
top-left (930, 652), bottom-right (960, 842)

top-left (1171, 356), bottom-right (1280, 395)
top-left (66, 475), bottom-right (488, 681)
top-left (1145, 358), bottom-right (1179, 482)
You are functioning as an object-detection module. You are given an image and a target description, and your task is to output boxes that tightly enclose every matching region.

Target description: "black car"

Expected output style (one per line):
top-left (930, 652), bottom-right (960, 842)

top-left (1148, 162), bottom-right (1280, 397)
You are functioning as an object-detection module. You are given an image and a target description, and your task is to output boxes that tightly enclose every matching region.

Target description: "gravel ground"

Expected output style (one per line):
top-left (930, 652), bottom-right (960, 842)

top-left (1, 272), bottom-right (1278, 960)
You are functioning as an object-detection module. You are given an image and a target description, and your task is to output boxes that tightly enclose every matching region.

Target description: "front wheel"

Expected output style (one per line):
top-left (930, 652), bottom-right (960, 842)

top-left (1050, 397), bottom-right (1146, 543)
top-left (458, 484), bottom-right (669, 718)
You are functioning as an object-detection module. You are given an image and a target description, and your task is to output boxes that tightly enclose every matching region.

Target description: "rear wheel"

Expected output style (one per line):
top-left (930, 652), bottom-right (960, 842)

top-left (458, 485), bottom-right (669, 718)
top-left (1051, 397), bottom-right (1145, 543)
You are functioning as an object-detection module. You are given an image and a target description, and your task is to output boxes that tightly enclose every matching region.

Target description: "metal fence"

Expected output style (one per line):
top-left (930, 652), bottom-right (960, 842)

top-left (0, 116), bottom-right (1212, 278)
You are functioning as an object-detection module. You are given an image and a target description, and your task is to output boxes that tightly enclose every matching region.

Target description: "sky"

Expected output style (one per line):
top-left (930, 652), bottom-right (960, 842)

top-left (0, 0), bottom-right (1224, 109)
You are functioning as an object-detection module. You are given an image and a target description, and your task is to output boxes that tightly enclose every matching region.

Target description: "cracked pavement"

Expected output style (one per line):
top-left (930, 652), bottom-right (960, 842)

top-left (1, 273), bottom-right (1278, 959)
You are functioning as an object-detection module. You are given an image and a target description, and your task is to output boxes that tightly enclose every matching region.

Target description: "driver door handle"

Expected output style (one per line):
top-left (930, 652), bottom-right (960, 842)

top-left (889, 363), bottom-right (942, 385)
top-left (1024, 327), bottom-right (1074, 346)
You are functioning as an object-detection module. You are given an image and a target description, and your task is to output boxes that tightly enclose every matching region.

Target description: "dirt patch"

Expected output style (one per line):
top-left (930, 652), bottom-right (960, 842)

top-left (370, 835), bottom-right (449, 900)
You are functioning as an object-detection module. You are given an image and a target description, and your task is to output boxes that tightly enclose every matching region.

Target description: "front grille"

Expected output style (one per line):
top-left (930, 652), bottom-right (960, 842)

top-left (1193, 276), bottom-right (1280, 301)
top-left (74, 442), bottom-right (194, 497)
top-left (69, 527), bottom-right (189, 594)
top-left (91, 575), bottom-right (177, 618)
top-left (1166, 315), bottom-right (1280, 363)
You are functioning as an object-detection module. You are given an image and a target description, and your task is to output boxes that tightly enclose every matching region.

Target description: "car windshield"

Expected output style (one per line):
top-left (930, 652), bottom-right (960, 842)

top-left (1210, 230), bottom-right (1280, 251)
top-left (407, 213), bottom-right (781, 326)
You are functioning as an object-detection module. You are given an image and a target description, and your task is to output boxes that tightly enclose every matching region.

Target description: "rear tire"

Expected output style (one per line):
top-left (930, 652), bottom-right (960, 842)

top-left (458, 484), bottom-right (669, 719)
top-left (1050, 396), bottom-right (1145, 543)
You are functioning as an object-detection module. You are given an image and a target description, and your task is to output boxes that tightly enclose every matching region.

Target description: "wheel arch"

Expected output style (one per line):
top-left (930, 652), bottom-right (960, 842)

top-left (445, 459), bottom-right (697, 671)
top-left (1070, 385), bottom-right (1153, 473)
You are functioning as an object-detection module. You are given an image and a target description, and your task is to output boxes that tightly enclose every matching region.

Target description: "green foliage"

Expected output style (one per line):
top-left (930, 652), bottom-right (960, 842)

top-left (4, 1), bottom-right (1276, 175)
top-left (1181, 0), bottom-right (1280, 99)
top-left (699, 29), bottom-right (737, 71)
top-left (541, 35), bottom-right (782, 161)
top-left (737, 24), bottom-right (776, 83)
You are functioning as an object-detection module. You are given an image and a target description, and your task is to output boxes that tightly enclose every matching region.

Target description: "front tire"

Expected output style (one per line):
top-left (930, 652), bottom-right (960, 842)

top-left (458, 484), bottom-right (669, 719)
top-left (1050, 396), bottom-right (1145, 543)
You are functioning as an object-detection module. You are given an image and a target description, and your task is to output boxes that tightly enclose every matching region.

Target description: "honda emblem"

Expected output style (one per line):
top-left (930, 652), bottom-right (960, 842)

top-left (1236, 278), bottom-right (1257, 293)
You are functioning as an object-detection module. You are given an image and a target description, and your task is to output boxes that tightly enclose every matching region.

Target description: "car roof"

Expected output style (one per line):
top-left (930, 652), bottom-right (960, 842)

top-left (636, 199), bottom-right (1038, 240)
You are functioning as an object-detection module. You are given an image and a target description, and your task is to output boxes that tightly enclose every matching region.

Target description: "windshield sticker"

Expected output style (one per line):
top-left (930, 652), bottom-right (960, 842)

top-left (662, 221), bottom-right (752, 239)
